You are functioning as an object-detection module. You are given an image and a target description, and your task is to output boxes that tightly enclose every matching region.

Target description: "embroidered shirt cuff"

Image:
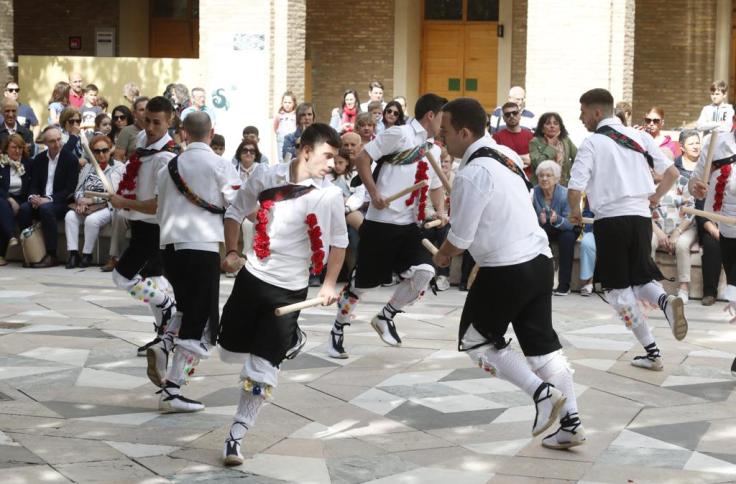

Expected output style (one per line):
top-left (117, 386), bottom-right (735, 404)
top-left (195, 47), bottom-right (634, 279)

top-left (447, 229), bottom-right (472, 250)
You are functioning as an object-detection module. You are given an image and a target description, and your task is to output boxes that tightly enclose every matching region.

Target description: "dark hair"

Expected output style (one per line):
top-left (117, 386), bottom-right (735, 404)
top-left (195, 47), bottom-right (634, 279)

top-left (235, 135), bottom-right (262, 163)
top-left (85, 83), bottom-right (99, 93)
top-left (242, 125), bottom-right (259, 137)
top-left (132, 96), bottom-right (150, 111)
top-left (415, 93), bottom-right (448, 121)
top-left (97, 96), bottom-right (108, 112)
top-left (146, 96), bottom-right (173, 116)
top-left (678, 129), bottom-right (700, 145)
top-left (710, 80), bottom-right (728, 94)
top-left (94, 113), bottom-right (110, 130)
top-left (341, 89), bottom-right (361, 112)
top-left (211, 133), bottom-right (225, 147)
top-left (296, 102), bottom-right (315, 126)
top-left (534, 112), bottom-right (569, 139)
top-left (59, 107), bottom-right (81, 127)
top-left (110, 105), bottom-right (133, 140)
top-left (382, 100), bottom-right (406, 126)
top-left (579, 88), bottom-right (614, 107)
top-left (441, 97), bottom-right (486, 138)
top-left (369, 80), bottom-right (384, 91)
top-left (300, 123), bottom-right (341, 151)
top-left (502, 101), bottom-right (519, 112)
top-left (49, 81), bottom-right (70, 105)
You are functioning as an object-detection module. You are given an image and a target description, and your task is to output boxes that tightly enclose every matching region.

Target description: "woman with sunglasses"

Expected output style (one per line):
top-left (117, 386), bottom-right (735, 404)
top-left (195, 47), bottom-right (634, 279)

top-left (109, 105), bottom-right (133, 144)
top-left (64, 135), bottom-right (124, 268)
top-left (376, 100), bottom-right (406, 135)
top-left (59, 107), bottom-right (87, 167)
top-left (638, 107), bottom-right (681, 160)
top-left (0, 134), bottom-right (32, 265)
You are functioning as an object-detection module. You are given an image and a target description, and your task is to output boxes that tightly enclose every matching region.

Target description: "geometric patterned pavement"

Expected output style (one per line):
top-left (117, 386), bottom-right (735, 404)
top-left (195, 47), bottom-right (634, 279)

top-left (1, 265), bottom-right (736, 483)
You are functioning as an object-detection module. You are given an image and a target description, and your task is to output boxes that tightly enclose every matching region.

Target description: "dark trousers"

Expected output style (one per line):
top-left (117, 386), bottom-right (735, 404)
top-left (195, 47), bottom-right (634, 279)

top-left (0, 195), bottom-right (22, 255)
top-left (544, 225), bottom-right (578, 291)
top-left (720, 235), bottom-right (736, 287)
top-left (17, 200), bottom-right (69, 256)
top-left (461, 251), bottom-right (475, 284)
top-left (699, 229), bottom-right (722, 298)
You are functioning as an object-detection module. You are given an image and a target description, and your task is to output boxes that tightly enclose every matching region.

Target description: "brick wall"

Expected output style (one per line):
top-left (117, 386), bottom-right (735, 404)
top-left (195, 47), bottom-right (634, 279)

top-left (510, 0), bottom-right (527, 88)
top-left (0, 0), bottom-right (13, 83)
top-left (287, 0), bottom-right (306, 102)
top-left (13, 0), bottom-right (120, 57)
top-left (306, 0), bottom-right (395, 123)
top-left (632, 0), bottom-right (716, 127)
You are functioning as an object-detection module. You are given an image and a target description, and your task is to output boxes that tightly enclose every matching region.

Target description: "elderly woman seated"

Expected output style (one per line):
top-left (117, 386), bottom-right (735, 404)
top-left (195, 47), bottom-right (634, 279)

top-left (532, 160), bottom-right (579, 295)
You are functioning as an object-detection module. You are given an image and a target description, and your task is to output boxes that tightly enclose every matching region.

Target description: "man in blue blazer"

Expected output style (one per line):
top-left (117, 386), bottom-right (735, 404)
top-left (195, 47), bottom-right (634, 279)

top-left (18, 126), bottom-right (80, 267)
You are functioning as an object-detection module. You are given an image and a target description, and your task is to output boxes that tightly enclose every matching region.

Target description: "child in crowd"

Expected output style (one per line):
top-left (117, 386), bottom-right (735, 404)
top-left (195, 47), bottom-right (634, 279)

top-left (355, 113), bottom-right (375, 146)
top-left (696, 80), bottom-right (734, 132)
top-left (273, 91), bottom-right (297, 163)
top-left (80, 84), bottom-right (102, 134)
top-left (211, 134), bottom-right (226, 157)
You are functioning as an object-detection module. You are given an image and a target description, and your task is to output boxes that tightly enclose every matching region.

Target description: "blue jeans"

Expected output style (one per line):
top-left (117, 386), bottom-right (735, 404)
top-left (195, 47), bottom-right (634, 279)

top-left (579, 232), bottom-right (596, 281)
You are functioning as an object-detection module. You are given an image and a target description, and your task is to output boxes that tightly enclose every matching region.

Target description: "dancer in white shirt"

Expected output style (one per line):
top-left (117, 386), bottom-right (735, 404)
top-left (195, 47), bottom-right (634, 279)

top-left (218, 123), bottom-right (348, 466)
top-left (689, 126), bottom-right (736, 376)
top-left (326, 93), bottom-right (448, 359)
top-left (150, 112), bottom-right (241, 412)
top-left (433, 97), bottom-right (585, 449)
top-left (568, 88), bottom-right (688, 372)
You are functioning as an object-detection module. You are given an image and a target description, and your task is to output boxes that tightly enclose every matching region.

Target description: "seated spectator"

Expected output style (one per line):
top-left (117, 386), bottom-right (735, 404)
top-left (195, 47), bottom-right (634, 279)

top-left (59, 107), bottom-right (86, 166)
top-left (240, 126), bottom-right (269, 164)
top-left (48, 81), bottom-right (70, 125)
top-left (18, 126), bottom-right (80, 268)
top-left (532, 160), bottom-right (578, 295)
top-left (0, 99), bottom-right (35, 158)
top-left (1, 81), bottom-right (39, 138)
top-left (653, 129), bottom-right (699, 303)
top-left (211, 134), bottom-right (226, 157)
top-left (695, 197), bottom-right (722, 306)
top-left (492, 101), bottom-right (534, 177)
top-left (92, 113), bottom-right (111, 138)
top-left (489, 86), bottom-right (536, 133)
top-left (273, 91), bottom-right (297, 163)
top-left (68, 72), bottom-right (85, 109)
top-left (80, 84), bottom-right (102, 132)
top-left (109, 105), bottom-right (133, 145)
top-left (376, 100), bottom-right (406, 134)
top-left (528, 112), bottom-right (576, 186)
top-left (180, 87), bottom-right (216, 125)
top-left (64, 135), bottom-right (125, 268)
top-left (355, 113), bottom-right (375, 145)
top-left (578, 196), bottom-right (596, 296)
top-left (0, 134), bottom-right (32, 265)
top-left (341, 131), bottom-right (362, 160)
top-left (114, 97), bottom-right (148, 161)
top-left (637, 106), bottom-right (680, 160)
top-left (696, 80), bottom-right (734, 132)
top-left (330, 89), bottom-right (360, 133)
top-left (283, 103), bottom-right (315, 162)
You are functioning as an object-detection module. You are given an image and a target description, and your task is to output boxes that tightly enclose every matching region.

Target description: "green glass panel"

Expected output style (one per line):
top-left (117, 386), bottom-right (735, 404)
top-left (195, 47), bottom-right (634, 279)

top-left (425, 0), bottom-right (462, 20)
top-left (465, 78), bottom-right (478, 91)
top-left (467, 0), bottom-right (499, 21)
top-left (448, 78), bottom-right (461, 91)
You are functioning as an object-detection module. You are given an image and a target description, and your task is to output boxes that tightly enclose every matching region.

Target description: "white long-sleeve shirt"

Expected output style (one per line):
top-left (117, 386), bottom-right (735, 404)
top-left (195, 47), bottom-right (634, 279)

top-left (696, 104), bottom-right (735, 132)
top-left (568, 117), bottom-right (672, 220)
top-left (226, 163), bottom-right (349, 290)
top-left (448, 136), bottom-right (550, 267)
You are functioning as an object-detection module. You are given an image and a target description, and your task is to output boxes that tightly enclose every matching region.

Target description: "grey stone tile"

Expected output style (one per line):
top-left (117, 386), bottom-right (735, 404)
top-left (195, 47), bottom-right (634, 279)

top-left (385, 400), bottom-right (505, 430)
top-left (380, 383), bottom-right (458, 399)
top-left (55, 458), bottom-right (157, 482)
top-left (41, 401), bottom-right (152, 419)
top-left (103, 304), bottom-right (153, 316)
top-left (31, 329), bottom-right (115, 339)
top-left (281, 353), bottom-right (339, 371)
top-left (632, 421), bottom-right (711, 451)
top-left (669, 381), bottom-right (736, 402)
top-left (326, 454), bottom-right (419, 484)
top-left (171, 471), bottom-right (287, 483)
top-left (438, 367), bottom-right (487, 382)
top-left (597, 446), bottom-right (693, 469)
top-left (0, 445), bottom-right (46, 468)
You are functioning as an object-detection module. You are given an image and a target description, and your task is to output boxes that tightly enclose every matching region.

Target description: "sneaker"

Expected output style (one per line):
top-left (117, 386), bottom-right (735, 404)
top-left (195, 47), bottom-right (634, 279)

top-left (223, 421), bottom-right (247, 466)
top-left (532, 382), bottom-right (566, 437)
top-left (663, 295), bottom-right (688, 341)
top-left (8, 237), bottom-right (18, 247)
top-left (158, 384), bottom-right (205, 413)
top-left (542, 412), bottom-right (586, 449)
top-left (435, 275), bottom-right (450, 292)
top-left (553, 286), bottom-right (570, 296)
top-left (370, 314), bottom-right (402, 347)
top-left (284, 328), bottom-right (307, 360)
top-left (146, 343), bottom-right (168, 387)
top-left (677, 288), bottom-right (689, 305)
top-left (631, 353), bottom-right (664, 371)
top-left (137, 337), bottom-right (161, 357)
top-left (579, 283), bottom-right (593, 297)
top-left (327, 330), bottom-right (349, 359)
top-left (702, 295), bottom-right (716, 307)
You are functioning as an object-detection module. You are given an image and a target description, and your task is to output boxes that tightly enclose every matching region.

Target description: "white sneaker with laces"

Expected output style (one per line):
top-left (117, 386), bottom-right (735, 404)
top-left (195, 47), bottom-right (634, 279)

top-left (631, 354), bottom-right (663, 371)
top-left (542, 413), bottom-right (586, 449)
top-left (663, 295), bottom-right (688, 341)
top-left (223, 421), bottom-right (246, 466)
top-left (435, 275), bottom-right (450, 291)
top-left (677, 288), bottom-right (689, 305)
top-left (158, 384), bottom-right (205, 413)
top-left (580, 283), bottom-right (593, 297)
top-left (531, 383), bottom-right (566, 437)
top-left (370, 314), bottom-right (402, 347)
top-left (327, 330), bottom-right (349, 359)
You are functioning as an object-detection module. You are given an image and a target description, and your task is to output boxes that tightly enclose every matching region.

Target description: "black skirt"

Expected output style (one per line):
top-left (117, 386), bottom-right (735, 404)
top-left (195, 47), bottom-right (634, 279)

top-left (218, 268), bottom-right (308, 366)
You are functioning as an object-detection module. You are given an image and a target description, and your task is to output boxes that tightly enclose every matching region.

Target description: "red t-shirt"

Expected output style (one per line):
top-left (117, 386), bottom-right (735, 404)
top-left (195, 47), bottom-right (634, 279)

top-left (69, 90), bottom-right (85, 109)
top-left (492, 128), bottom-right (534, 156)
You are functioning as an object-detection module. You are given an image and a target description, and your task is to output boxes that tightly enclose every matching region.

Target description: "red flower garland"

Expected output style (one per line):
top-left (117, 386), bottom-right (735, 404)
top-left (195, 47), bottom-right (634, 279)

top-left (117, 152), bottom-right (143, 200)
top-left (713, 164), bottom-right (732, 213)
top-left (405, 160), bottom-right (429, 221)
top-left (305, 213), bottom-right (325, 275)
top-left (254, 200), bottom-right (274, 259)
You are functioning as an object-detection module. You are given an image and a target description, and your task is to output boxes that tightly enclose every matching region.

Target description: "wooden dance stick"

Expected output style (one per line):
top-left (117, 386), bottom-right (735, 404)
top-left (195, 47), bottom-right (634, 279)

top-left (703, 131), bottom-right (718, 184)
top-left (424, 219), bottom-right (442, 229)
top-left (384, 180), bottom-right (428, 204)
top-left (274, 297), bottom-right (327, 316)
top-left (581, 217), bottom-right (595, 225)
top-left (467, 264), bottom-right (480, 289)
top-left (682, 206), bottom-right (736, 225)
top-left (421, 238), bottom-right (439, 255)
top-left (84, 191), bottom-right (111, 200)
top-left (425, 150), bottom-right (452, 193)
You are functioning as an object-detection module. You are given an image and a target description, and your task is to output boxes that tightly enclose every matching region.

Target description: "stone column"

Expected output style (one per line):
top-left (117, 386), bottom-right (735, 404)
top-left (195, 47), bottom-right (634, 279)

top-left (0, 0), bottom-right (14, 83)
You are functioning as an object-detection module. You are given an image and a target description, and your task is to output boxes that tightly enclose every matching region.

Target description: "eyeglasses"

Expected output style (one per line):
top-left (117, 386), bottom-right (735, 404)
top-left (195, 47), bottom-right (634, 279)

top-left (92, 148), bottom-right (110, 154)
top-left (644, 117), bottom-right (661, 124)
top-left (68, 119), bottom-right (81, 125)
top-left (386, 109), bottom-right (399, 116)
top-left (113, 115), bottom-right (126, 121)
top-left (503, 111), bottom-right (520, 118)
top-left (6, 88), bottom-right (19, 93)
top-left (242, 148), bottom-right (256, 154)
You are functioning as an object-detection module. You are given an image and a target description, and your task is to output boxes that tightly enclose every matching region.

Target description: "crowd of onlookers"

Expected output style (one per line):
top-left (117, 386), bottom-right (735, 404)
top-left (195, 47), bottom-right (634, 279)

top-left (0, 73), bottom-right (731, 303)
